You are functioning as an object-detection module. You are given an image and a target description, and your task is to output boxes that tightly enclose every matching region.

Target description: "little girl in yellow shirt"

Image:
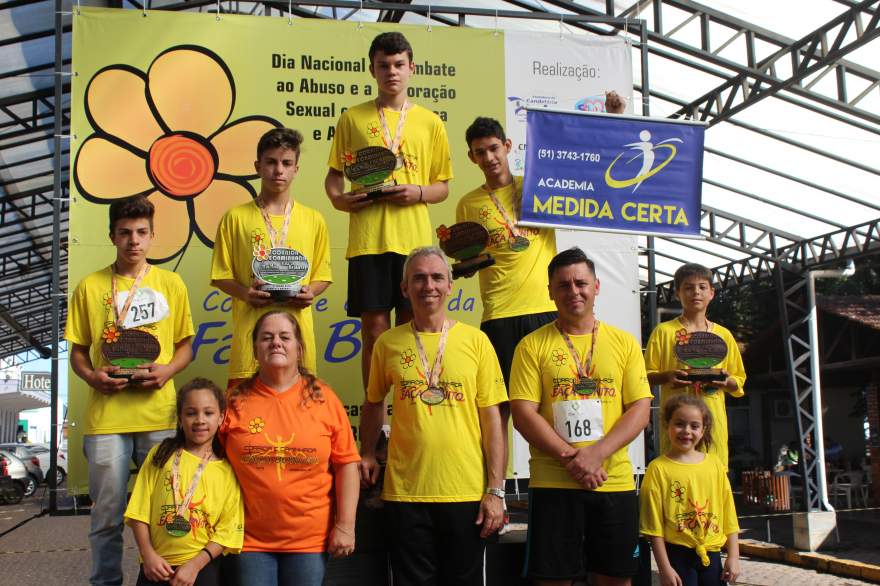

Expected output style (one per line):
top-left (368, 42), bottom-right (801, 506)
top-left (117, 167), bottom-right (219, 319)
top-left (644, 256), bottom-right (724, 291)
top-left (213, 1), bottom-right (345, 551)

top-left (640, 395), bottom-right (740, 586)
top-left (125, 378), bottom-right (244, 585)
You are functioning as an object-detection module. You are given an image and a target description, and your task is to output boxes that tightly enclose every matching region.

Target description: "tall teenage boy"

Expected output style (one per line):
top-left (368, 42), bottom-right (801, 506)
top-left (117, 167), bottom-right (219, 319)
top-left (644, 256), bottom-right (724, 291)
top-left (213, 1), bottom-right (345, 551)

top-left (325, 32), bottom-right (453, 389)
top-left (644, 263), bottom-right (746, 470)
top-left (456, 116), bottom-right (557, 385)
top-left (66, 195), bottom-right (194, 586)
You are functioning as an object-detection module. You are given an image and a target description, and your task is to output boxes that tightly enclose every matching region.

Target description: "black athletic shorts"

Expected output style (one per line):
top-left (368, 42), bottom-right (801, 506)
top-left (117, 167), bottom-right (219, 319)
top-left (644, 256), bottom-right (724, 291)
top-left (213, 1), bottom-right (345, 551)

top-left (481, 311), bottom-right (557, 386)
top-left (524, 488), bottom-right (640, 580)
top-left (384, 500), bottom-right (485, 586)
top-left (347, 253), bottom-right (412, 317)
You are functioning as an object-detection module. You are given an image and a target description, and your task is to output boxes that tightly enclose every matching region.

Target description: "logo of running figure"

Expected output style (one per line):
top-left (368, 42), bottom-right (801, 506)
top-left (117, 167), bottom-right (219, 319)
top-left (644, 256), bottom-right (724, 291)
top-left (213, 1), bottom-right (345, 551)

top-left (604, 130), bottom-right (683, 192)
top-left (264, 432), bottom-right (296, 481)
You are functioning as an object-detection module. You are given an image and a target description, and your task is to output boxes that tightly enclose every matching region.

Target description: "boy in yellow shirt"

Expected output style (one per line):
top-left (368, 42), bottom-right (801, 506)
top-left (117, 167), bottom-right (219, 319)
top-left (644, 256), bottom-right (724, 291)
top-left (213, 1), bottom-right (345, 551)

top-left (456, 116), bottom-right (557, 385)
top-left (66, 194), bottom-right (195, 586)
top-left (325, 32), bottom-right (453, 389)
top-left (644, 263), bottom-right (746, 470)
top-left (212, 128), bottom-right (332, 385)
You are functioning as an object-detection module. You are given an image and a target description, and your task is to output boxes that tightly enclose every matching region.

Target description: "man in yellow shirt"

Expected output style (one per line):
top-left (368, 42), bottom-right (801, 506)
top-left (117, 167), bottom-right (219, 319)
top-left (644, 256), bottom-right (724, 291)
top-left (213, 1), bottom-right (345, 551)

top-left (212, 128), bottom-right (332, 386)
top-left (644, 263), bottom-right (746, 470)
top-left (325, 32), bottom-right (453, 391)
top-left (359, 247), bottom-right (505, 586)
top-left (510, 247), bottom-right (652, 586)
top-left (66, 195), bottom-right (194, 586)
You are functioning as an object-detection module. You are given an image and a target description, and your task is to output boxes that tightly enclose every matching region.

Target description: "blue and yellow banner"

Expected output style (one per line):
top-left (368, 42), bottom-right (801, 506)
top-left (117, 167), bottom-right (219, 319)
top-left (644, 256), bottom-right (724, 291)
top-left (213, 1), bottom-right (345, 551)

top-left (520, 109), bottom-right (705, 237)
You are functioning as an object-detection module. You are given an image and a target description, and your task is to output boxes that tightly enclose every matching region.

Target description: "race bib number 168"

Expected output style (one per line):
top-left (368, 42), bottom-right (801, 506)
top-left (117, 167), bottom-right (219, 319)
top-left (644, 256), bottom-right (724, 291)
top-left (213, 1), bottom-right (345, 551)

top-left (552, 399), bottom-right (604, 444)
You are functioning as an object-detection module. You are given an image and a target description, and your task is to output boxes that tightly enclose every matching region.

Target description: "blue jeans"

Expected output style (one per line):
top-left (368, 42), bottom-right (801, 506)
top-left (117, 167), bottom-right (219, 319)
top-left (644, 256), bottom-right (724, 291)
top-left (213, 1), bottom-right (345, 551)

top-left (236, 551), bottom-right (328, 586)
top-left (83, 430), bottom-right (174, 586)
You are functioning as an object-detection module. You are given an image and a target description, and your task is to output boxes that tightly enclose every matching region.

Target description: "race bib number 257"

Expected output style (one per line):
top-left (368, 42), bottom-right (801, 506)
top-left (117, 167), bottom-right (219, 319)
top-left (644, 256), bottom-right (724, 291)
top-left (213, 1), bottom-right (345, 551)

top-left (115, 287), bottom-right (169, 329)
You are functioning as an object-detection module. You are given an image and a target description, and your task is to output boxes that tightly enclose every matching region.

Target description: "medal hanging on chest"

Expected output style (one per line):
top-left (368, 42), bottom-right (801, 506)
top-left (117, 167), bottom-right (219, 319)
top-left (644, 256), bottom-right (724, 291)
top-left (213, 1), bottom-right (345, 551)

top-left (574, 377), bottom-right (598, 395)
top-left (376, 100), bottom-right (410, 171)
top-left (487, 188), bottom-right (530, 253)
top-left (166, 450), bottom-right (210, 538)
top-left (509, 235), bottom-right (531, 252)
top-left (556, 320), bottom-right (600, 396)
top-left (165, 515), bottom-right (191, 538)
top-left (421, 386), bottom-right (446, 406)
top-left (412, 320), bottom-right (450, 406)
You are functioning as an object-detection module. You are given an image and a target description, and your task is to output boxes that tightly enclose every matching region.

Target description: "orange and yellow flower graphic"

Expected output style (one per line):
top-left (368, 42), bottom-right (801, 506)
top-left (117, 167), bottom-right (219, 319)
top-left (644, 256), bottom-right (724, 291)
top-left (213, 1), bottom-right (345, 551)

top-left (675, 329), bottom-right (691, 346)
top-left (73, 45), bottom-right (282, 262)
top-left (102, 324), bottom-right (121, 344)
top-left (400, 349), bottom-right (416, 369)
top-left (248, 417), bottom-right (265, 434)
top-left (551, 348), bottom-right (567, 367)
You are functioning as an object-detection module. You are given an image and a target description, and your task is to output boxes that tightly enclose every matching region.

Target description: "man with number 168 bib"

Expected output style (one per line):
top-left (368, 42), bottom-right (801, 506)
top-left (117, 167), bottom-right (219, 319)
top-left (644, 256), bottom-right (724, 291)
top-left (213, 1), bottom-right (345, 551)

top-left (510, 247), bottom-right (651, 586)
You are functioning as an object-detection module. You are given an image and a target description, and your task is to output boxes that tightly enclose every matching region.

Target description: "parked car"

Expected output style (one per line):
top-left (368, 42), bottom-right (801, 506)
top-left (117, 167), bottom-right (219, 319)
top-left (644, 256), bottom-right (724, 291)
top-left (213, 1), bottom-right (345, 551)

top-left (0, 449), bottom-right (35, 498)
top-left (6, 443), bottom-right (67, 486)
top-left (0, 454), bottom-right (23, 505)
top-left (0, 444), bottom-right (44, 495)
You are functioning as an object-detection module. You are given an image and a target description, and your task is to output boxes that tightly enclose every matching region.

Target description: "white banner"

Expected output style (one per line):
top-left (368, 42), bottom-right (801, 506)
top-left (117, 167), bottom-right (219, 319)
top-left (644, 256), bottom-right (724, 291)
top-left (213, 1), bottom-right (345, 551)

top-left (503, 32), bottom-right (645, 476)
top-left (504, 31), bottom-right (634, 174)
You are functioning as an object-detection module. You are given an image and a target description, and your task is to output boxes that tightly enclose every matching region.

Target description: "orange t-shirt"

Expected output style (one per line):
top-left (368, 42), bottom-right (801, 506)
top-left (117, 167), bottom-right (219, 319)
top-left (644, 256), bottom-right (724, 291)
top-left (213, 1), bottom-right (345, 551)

top-left (219, 377), bottom-right (359, 552)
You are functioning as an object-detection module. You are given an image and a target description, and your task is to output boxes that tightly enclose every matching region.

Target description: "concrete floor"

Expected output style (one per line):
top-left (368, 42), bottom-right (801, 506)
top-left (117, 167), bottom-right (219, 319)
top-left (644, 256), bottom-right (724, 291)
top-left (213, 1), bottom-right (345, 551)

top-left (1, 487), bottom-right (878, 585)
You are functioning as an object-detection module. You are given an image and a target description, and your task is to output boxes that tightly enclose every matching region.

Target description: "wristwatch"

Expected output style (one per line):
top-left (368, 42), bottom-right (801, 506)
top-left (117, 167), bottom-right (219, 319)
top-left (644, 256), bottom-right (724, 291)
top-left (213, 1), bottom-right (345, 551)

top-left (485, 487), bottom-right (505, 499)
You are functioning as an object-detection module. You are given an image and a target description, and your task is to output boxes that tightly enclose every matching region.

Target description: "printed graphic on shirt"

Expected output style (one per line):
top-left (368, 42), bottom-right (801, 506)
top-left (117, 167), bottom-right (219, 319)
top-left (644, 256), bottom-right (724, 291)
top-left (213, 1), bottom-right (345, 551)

top-left (671, 480), bottom-right (686, 503)
top-left (237, 416), bottom-right (320, 480)
top-left (545, 345), bottom-right (619, 401)
top-left (674, 496), bottom-right (721, 538)
top-left (396, 348), bottom-right (467, 413)
top-left (475, 204), bottom-right (540, 250)
top-left (354, 121), bottom-right (418, 172)
top-left (400, 349), bottom-right (416, 369)
top-left (252, 229), bottom-right (270, 261)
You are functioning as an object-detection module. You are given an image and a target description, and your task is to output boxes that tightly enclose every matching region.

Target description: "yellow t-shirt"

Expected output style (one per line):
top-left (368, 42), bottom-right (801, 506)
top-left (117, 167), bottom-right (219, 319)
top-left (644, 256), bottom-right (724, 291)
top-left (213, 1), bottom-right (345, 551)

top-left (644, 318), bottom-right (746, 470)
top-left (455, 176), bottom-right (557, 322)
top-left (509, 321), bottom-right (652, 491)
top-left (210, 200), bottom-right (332, 377)
top-left (125, 445), bottom-right (245, 566)
top-left (328, 100), bottom-right (453, 259)
top-left (639, 454), bottom-right (739, 555)
top-left (65, 266), bottom-right (194, 435)
top-left (367, 321), bottom-right (507, 502)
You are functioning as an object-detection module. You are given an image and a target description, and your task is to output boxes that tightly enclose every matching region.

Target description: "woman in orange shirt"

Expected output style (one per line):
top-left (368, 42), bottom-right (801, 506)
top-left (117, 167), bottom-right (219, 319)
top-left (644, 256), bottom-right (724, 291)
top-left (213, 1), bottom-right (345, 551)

top-left (220, 311), bottom-right (360, 586)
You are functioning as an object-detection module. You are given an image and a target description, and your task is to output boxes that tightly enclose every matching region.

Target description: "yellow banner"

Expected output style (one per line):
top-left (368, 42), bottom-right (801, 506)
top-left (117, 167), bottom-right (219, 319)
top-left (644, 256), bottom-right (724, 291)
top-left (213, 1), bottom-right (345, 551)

top-left (68, 7), bottom-right (505, 486)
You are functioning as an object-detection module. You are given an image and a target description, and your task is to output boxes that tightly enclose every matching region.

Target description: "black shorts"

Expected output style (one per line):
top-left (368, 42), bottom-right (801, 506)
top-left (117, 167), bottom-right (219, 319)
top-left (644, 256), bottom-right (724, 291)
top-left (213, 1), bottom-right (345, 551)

top-left (481, 311), bottom-right (557, 386)
top-left (524, 488), bottom-right (640, 580)
top-left (384, 500), bottom-right (485, 586)
top-left (347, 253), bottom-right (412, 317)
top-left (664, 543), bottom-right (724, 586)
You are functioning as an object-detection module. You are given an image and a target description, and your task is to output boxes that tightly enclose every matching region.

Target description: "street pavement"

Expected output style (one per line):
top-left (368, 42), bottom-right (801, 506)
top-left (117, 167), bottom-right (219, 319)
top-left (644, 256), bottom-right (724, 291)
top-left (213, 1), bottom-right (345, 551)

top-left (649, 553), bottom-right (877, 586)
top-left (1, 490), bottom-right (877, 585)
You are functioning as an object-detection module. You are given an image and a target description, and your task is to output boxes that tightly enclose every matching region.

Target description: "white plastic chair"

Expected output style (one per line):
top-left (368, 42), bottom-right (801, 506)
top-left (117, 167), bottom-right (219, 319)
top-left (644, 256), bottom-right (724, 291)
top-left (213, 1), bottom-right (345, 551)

top-left (830, 471), bottom-right (867, 509)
